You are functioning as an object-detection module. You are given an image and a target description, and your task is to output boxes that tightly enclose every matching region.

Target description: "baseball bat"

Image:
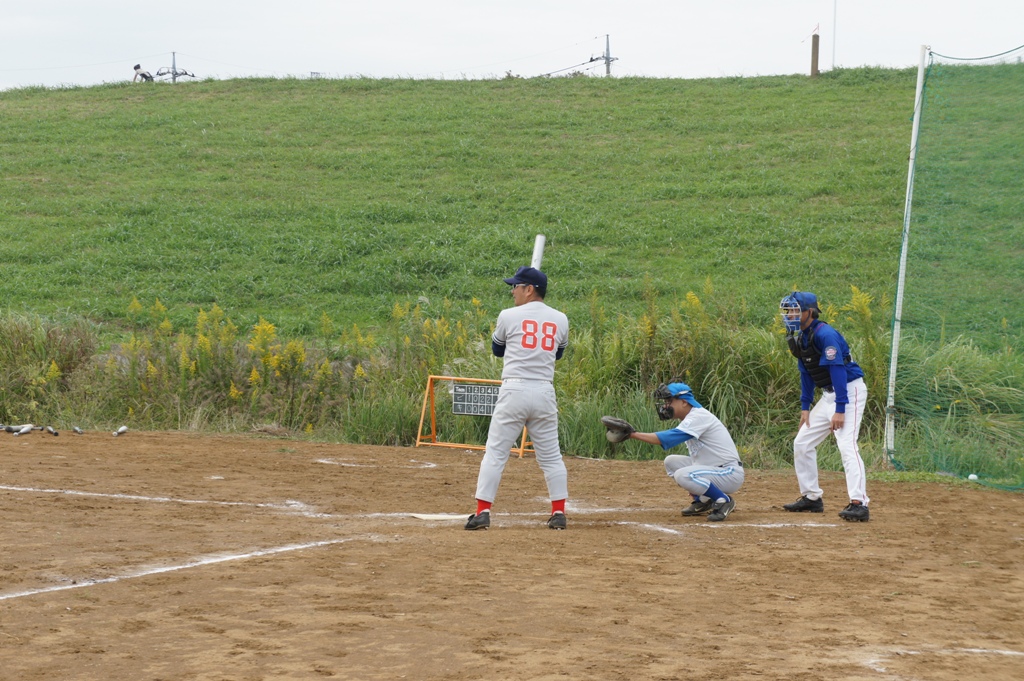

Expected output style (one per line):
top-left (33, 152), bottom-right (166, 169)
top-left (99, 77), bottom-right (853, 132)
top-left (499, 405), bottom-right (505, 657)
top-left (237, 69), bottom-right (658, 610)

top-left (531, 234), bottom-right (546, 270)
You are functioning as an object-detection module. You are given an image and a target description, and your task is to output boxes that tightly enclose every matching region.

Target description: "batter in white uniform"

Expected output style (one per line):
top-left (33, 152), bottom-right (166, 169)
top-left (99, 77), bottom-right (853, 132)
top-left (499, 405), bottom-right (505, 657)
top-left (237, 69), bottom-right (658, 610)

top-left (465, 266), bottom-right (569, 531)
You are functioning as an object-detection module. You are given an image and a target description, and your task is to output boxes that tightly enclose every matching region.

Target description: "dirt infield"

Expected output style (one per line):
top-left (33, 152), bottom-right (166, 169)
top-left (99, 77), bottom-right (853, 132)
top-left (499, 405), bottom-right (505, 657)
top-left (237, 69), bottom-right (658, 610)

top-left (1, 432), bottom-right (1022, 680)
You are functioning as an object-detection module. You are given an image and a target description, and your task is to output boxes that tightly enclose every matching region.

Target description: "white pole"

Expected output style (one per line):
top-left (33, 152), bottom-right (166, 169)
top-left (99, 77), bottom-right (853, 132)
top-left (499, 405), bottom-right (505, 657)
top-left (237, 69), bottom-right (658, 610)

top-left (832, 0), bottom-right (837, 68)
top-left (172, 51), bottom-right (177, 84)
top-left (531, 234), bottom-right (546, 270)
top-left (605, 35), bottom-right (612, 76)
top-left (885, 44), bottom-right (930, 457)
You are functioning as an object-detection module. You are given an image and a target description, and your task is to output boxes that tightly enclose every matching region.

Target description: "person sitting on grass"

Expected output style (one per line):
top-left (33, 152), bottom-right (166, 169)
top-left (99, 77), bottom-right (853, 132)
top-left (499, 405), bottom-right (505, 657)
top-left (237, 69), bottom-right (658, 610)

top-left (133, 64), bottom-right (154, 82)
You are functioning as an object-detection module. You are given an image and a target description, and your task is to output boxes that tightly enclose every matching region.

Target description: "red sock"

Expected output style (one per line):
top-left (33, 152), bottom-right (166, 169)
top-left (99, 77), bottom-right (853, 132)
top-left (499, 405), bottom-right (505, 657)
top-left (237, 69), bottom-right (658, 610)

top-left (476, 500), bottom-right (492, 515)
top-left (551, 499), bottom-right (566, 515)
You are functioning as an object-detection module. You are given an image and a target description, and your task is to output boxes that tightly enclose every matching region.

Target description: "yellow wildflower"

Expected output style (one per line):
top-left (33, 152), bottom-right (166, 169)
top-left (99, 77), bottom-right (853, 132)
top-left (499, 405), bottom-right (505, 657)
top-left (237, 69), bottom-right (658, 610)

top-left (320, 311), bottom-right (335, 337)
top-left (150, 298), bottom-right (167, 319)
top-left (196, 333), bottom-right (213, 357)
top-left (45, 361), bottom-right (61, 383)
top-left (196, 308), bottom-right (209, 335)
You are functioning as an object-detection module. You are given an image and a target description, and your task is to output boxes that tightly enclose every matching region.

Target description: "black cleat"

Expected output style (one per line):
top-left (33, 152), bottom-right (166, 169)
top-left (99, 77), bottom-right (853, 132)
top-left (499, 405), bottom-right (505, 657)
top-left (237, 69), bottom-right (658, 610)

top-left (707, 498), bottom-right (736, 522)
top-left (681, 499), bottom-right (714, 516)
top-left (839, 503), bottom-right (870, 522)
top-left (464, 511), bottom-right (490, 530)
top-left (783, 496), bottom-right (824, 513)
top-left (547, 512), bottom-right (567, 530)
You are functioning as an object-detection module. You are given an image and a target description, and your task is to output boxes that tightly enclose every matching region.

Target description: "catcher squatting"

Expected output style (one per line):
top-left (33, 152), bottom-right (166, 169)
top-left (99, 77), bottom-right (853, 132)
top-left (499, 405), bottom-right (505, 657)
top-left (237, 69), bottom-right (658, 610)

top-left (602, 383), bottom-right (744, 522)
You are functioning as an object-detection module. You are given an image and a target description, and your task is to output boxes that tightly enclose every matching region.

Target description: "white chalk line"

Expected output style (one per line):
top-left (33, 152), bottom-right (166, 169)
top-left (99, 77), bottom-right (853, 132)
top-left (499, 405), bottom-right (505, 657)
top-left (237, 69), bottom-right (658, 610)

top-left (315, 458), bottom-right (437, 469)
top-left (0, 484), bottom-right (327, 517)
top-left (615, 520), bottom-right (841, 537)
top-left (0, 538), bottom-right (357, 602)
top-left (618, 522), bottom-right (687, 535)
top-left (0, 487), bottom-right (846, 528)
top-left (859, 646), bottom-right (1024, 674)
top-left (697, 522), bottom-right (840, 528)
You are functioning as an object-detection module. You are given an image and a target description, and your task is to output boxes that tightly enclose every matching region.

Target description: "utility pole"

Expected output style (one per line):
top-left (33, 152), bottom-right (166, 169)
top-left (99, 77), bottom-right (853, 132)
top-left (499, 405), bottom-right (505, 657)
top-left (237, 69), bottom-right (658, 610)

top-left (811, 32), bottom-right (820, 77)
top-left (157, 52), bottom-right (195, 83)
top-left (832, 0), bottom-right (838, 68)
top-left (603, 35), bottom-right (618, 76)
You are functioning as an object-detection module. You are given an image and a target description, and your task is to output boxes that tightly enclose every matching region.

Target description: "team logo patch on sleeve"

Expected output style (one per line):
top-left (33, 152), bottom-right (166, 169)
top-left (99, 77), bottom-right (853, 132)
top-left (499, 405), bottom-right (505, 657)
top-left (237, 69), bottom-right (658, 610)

top-left (824, 346), bottom-right (838, 361)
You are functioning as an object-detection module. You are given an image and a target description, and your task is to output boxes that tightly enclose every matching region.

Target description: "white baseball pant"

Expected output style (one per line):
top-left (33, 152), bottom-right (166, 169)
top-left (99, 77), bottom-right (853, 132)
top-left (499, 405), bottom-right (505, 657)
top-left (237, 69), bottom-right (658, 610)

top-left (474, 379), bottom-right (567, 503)
top-left (793, 377), bottom-right (869, 505)
top-left (664, 455), bottom-right (745, 500)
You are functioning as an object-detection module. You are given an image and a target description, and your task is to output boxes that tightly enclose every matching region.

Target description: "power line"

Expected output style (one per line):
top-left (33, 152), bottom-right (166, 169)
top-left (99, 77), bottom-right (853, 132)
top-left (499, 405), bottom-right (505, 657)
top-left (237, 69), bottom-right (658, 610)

top-left (930, 42), bottom-right (1024, 61)
top-left (445, 36), bottom-right (605, 73)
top-left (0, 52), bottom-right (167, 73)
top-left (173, 52), bottom-right (290, 75)
top-left (540, 58), bottom-right (603, 77)
top-left (539, 35), bottom-right (616, 78)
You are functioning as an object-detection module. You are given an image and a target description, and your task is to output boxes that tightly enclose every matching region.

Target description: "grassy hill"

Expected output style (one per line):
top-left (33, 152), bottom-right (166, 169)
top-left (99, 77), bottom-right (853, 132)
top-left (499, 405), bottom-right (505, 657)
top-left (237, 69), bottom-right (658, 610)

top-left (2, 70), bottom-right (1022, 483)
top-left (0, 70), bottom-right (915, 335)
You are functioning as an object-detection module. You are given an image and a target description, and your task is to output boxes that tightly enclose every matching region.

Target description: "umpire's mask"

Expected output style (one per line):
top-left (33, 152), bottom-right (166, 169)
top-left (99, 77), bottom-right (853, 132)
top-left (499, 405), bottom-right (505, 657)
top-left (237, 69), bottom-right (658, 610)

top-left (780, 294), bottom-right (803, 333)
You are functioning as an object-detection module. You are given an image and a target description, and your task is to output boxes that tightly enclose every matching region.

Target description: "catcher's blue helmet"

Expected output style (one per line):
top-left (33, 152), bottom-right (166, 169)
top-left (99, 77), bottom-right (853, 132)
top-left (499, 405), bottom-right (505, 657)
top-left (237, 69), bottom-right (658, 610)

top-left (654, 382), bottom-right (702, 409)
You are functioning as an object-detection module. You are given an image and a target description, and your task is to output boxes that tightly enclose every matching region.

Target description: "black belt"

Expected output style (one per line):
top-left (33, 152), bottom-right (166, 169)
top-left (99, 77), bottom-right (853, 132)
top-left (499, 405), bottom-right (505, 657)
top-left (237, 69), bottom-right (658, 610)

top-left (719, 462), bottom-right (743, 468)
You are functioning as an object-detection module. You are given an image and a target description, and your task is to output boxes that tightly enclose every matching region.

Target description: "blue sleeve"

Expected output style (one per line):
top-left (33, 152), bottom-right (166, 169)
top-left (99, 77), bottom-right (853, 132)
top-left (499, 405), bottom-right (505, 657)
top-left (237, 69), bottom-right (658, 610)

top-left (556, 346), bottom-right (565, 360)
top-left (799, 363), bottom-right (815, 410)
top-left (830, 364), bottom-right (849, 413)
top-left (814, 326), bottom-right (847, 366)
top-left (655, 429), bottom-right (695, 450)
top-left (492, 340), bottom-right (505, 357)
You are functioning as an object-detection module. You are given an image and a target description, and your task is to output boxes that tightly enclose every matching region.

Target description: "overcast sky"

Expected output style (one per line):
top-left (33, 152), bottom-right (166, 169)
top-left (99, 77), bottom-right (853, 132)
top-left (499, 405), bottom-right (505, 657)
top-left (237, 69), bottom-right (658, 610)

top-left (1, 1), bottom-right (1022, 90)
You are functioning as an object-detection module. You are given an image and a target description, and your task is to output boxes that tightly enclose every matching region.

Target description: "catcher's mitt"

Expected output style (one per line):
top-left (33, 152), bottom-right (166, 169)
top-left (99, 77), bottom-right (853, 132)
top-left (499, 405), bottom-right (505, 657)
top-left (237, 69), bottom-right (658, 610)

top-left (600, 415), bottom-right (635, 443)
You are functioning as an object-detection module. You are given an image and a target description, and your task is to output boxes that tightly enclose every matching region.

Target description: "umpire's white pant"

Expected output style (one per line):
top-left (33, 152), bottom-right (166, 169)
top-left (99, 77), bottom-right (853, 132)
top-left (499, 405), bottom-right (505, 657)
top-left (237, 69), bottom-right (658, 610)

top-left (474, 379), bottom-right (567, 503)
top-left (793, 377), bottom-right (869, 505)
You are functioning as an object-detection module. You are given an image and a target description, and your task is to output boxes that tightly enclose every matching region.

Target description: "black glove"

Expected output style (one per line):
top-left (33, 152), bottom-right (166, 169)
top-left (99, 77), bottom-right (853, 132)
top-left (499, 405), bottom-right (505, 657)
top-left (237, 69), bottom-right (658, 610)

top-left (600, 415), bottom-right (636, 443)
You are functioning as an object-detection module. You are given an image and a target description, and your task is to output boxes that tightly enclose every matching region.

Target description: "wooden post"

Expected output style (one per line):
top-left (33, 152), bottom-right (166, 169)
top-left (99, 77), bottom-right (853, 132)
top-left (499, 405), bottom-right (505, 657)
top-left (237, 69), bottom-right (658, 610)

top-left (811, 34), bottom-right (820, 78)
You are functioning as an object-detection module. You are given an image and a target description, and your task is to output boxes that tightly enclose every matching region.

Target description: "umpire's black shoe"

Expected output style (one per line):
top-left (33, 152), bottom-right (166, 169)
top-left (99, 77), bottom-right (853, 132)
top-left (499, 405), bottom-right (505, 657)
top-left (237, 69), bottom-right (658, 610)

top-left (547, 512), bottom-right (567, 530)
top-left (839, 503), bottom-right (870, 522)
top-left (464, 511), bottom-right (490, 530)
top-left (707, 498), bottom-right (736, 522)
top-left (681, 499), bottom-right (714, 516)
top-left (783, 495), bottom-right (824, 513)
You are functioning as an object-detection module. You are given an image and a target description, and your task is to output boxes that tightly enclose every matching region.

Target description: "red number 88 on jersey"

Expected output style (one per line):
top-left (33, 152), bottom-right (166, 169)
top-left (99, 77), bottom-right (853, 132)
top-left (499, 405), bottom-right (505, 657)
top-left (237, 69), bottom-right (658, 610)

top-left (520, 320), bottom-right (558, 351)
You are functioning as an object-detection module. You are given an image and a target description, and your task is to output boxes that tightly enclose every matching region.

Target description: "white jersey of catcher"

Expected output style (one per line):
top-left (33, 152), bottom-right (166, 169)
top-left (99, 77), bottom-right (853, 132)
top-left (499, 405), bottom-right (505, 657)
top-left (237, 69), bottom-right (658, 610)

top-left (674, 408), bottom-right (741, 467)
top-left (492, 301), bottom-right (568, 381)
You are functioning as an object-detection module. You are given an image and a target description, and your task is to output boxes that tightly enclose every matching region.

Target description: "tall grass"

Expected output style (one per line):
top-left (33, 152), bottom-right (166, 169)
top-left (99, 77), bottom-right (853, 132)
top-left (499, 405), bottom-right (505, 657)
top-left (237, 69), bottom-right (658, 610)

top-left (8, 286), bottom-right (1018, 480)
top-left (892, 338), bottom-right (1024, 486)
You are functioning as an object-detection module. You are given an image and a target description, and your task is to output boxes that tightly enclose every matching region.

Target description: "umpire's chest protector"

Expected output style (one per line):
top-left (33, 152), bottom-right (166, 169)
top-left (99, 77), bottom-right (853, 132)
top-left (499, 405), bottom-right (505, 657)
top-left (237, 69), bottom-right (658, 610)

top-left (787, 324), bottom-right (833, 389)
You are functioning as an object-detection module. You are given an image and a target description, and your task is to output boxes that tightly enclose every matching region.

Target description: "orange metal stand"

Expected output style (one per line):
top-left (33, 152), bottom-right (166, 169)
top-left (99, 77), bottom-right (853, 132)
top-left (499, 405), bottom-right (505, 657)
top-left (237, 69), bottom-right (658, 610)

top-left (415, 375), bottom-right (532, 457)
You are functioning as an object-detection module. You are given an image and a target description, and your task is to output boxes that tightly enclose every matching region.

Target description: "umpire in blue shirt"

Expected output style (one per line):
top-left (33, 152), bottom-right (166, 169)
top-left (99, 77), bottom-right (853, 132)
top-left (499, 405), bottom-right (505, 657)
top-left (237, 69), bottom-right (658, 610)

top-left (780, 292), bottom-right (870, 522)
